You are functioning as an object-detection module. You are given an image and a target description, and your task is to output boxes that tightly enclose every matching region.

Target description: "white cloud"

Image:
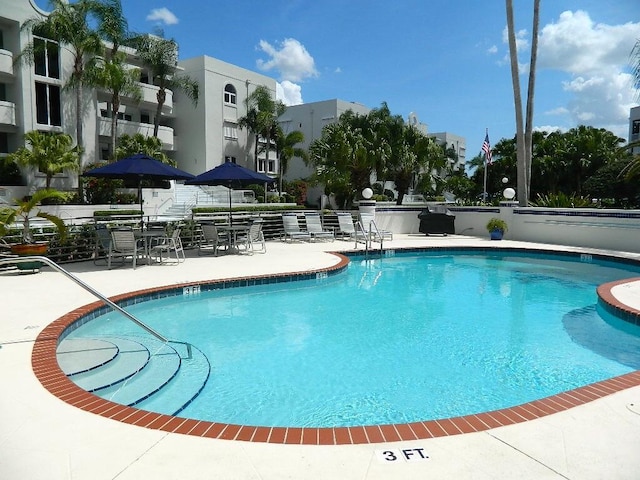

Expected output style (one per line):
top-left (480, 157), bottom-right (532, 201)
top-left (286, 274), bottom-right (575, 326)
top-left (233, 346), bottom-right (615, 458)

top-left (277, 81), bottom-right (303, 106)
top-left (487, 45), bottom-right (498, 55)
top-left (532, 10), bottom-right (640, 137)
top-left (146, 8), bottom-right (179, 26)
top-left (256, 38), bottom-right (318, 82)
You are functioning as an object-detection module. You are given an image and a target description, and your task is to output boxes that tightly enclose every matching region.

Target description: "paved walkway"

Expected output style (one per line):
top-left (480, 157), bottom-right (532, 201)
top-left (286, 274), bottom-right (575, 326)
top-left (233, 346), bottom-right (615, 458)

top-left (1, 235), bottom-right (639, 479)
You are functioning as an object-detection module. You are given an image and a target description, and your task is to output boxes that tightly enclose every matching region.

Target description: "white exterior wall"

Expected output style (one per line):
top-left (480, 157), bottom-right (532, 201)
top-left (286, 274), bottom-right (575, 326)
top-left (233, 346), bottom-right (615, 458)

top-left (175, 56), bottom-right (277, 176)
top-left (428, 131), bottom-right (466, 169)
top-left (279, 99), bottom-right (370, 205)
top-left (1, 0), bottom-right (278, 194)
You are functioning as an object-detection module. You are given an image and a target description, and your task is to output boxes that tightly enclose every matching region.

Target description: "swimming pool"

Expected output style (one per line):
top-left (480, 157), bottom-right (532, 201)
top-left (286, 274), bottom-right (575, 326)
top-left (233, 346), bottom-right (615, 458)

top-left (59, 249), bottom-right (640, 429)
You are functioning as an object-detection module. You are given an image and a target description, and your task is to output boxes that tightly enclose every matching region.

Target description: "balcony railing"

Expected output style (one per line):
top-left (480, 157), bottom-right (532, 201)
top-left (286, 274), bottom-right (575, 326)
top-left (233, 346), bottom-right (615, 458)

top-left (139, 83), bottom-right (173, 112)
top-left (0, 49), bottom-right (13, 77)
top-left (98, 117), bottom-right (174, 150)
top-left (0, 101), bottom-right (16, 126)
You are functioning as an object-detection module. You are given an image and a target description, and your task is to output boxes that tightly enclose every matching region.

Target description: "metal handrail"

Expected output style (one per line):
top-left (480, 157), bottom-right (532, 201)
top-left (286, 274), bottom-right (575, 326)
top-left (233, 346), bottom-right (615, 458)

top-left (0, 255), bottom-right (192, 358)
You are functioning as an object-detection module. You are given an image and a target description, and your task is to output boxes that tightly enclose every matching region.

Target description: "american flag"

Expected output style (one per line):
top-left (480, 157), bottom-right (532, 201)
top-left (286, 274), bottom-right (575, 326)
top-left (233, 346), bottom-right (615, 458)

top-left (482, 133), bottom-right (492, 165)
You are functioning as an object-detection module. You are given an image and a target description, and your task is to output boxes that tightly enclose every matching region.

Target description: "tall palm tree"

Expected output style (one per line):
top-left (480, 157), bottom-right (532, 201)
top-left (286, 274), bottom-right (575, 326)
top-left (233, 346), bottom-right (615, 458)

top-left (6, 131), bottom-right (80, 189)
top-left (87, 51), bottom-right (142, 159)
top-left (239, 85), bottom-right (285, 172)
top-left (20, 0), bottom-right (103, 200)
top-left (114, 133), bottom-right (171, 164)
top-left (505, 0), bottom-right (540, 205)
top-left (92, 0), bottom-right (129, 58)
top-left (273, 126), bottom-right (306, 194)
top-left (133, 34), bottom-right (199, 137)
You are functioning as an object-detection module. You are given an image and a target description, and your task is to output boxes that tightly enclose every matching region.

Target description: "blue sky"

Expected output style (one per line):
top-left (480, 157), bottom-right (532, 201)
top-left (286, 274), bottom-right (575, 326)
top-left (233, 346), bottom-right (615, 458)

top-left (38, 1), bottom-right (640, 157)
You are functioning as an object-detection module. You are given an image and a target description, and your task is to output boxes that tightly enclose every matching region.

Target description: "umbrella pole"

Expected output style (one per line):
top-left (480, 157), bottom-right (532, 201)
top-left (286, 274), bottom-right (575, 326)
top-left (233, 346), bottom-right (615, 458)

top-left (138, 182), bottom-right (144, 229)
top-left (228, 181), bottom-right (232, 226)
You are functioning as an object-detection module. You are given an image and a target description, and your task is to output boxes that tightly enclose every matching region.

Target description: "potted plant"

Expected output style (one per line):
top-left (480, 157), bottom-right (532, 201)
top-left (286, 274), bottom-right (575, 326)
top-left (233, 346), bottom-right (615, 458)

top-left (486, 217), bottom-right (508, 240)
top-left (0, 189), bottom-right (69, 269)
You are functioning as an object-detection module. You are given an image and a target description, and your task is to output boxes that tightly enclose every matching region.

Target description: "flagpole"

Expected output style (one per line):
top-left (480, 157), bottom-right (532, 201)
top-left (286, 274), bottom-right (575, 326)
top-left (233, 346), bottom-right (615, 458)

top-left (482, 128), bottom-right (488, 204)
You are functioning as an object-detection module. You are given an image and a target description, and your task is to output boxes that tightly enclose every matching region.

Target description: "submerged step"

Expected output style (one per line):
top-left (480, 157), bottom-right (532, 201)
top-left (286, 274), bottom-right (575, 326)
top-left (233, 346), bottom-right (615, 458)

top-left (96, 340), bottom-right (180, 406)
top-left (61, 337), bottom-right (150, 392)
top-left (135, 344), bottom-right (211, 415)
top-left (57, 338), bottom-right (118, 375)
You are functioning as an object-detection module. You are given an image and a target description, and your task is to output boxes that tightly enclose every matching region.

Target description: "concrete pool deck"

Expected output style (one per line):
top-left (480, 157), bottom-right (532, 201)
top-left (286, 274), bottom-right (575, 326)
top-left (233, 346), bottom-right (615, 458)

top-left (1, 235), bottom-right (640, 479)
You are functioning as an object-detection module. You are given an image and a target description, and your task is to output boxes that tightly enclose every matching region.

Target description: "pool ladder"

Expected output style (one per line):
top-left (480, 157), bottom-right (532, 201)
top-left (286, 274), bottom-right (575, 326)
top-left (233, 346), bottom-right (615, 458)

top-left (0, 255), bottom-right (193, 359)
top-left (357, 220), bottom-right (384, 257)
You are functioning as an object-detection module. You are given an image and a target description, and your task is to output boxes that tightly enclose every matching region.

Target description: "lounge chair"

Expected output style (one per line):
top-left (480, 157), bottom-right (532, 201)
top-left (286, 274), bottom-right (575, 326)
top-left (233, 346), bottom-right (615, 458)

top-left (150, 227), bottom-right (185, 264)
top-left (198, 223), bottom-right (229, 256)
top-left (237, 218), bottom-right (266, 254)
top-left (304, 212), bottom-right (334, 241)
top-left (108, 228), bottom-right (145, 269)
top-left (336, 212), bottom-right (368, 242)
top-left (282, 213), bottom-right (311, 242)
top-left (359, 212), bottom-right (393, 241)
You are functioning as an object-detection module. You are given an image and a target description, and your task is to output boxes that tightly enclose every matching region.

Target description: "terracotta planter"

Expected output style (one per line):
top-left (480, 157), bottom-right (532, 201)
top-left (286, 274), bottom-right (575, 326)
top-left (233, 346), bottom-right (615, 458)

top-left (10, 243), bottom-right (48, 271)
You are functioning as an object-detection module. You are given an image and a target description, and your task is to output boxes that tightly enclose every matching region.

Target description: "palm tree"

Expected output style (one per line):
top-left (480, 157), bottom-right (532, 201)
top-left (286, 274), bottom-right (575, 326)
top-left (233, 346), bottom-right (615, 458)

top-left (6, 131), bottom-right (80, 189)
top-left (239, 85), bottom-right (285, 172)
top-left (20, 0), bottom-right (103, 200)
top-left (115, 133), bottom-right (171, 164)
top-left (133, 34), bottom-right (199, 137)
top-left (273, 126), bottom-right (307, 194)
top-left (88, 51), bottom-right (142, 159)
top-left (92, 0), bottom-right (129, 58)
top-left (505, 0), bottom-right (540, 205)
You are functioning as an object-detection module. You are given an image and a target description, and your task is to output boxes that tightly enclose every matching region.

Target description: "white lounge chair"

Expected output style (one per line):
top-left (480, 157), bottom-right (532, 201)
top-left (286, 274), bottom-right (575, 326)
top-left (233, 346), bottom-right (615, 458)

top-left (359, 212), bottom-right (393, 241)
top-left (336, 212), bottom-right (367, 242)
top-left (304, 212), bottom-right (334, 241)
top-left (282, 213), bottom-right (311, 242)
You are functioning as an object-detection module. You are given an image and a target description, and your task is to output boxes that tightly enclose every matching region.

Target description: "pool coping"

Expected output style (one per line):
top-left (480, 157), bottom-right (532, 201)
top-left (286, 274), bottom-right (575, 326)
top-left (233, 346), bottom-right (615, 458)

top-left (32, 247), bottom-right (640, 445)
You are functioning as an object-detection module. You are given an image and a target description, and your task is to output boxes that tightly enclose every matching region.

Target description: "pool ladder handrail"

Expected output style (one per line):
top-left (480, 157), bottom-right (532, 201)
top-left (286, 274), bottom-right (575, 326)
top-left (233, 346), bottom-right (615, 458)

top-left (0, 255), bottom-right (192, 359)
top-left (357, 219), bottom-right (384, 257)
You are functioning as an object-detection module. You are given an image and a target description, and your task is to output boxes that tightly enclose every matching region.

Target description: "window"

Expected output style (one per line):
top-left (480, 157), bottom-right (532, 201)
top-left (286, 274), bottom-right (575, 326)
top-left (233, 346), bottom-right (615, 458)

top-left (0, 132), bottom-right (8, 154)
top-left (225, 156), bottom-right (236, 164)
top-left (34, 37), bottom-right (60, 79)
top-left (141, 113), bottom-right (150, 124)
top-left (0, 83), bottom-right (6, 102)
top-left (35, 82), bottom-right (61, 126)
top-left (224, 84), bottom-right (237, 105)
top-left (223, 122), bottom-right (238, 139)
top-left (116, 112), bottom-right (132, 121)
top-left (633, 119), bottom-right (640, 135)
top-left (267, 159), bottom-right (276, 174)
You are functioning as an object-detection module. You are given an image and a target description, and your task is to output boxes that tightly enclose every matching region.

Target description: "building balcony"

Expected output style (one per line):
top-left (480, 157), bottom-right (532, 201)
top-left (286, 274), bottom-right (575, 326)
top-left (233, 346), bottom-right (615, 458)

top-left (0, 101), bottom-right (17, 126)
top-left (98, 117), bottom-right (175, 151)
top-left (139, 83), bottom-right (173, 113)
top-left (0, 49), bottom-right (14, 78)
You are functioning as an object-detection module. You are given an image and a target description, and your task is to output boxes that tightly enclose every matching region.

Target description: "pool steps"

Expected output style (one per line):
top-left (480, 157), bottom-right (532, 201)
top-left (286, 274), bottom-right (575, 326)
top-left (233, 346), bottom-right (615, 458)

top-left (56, 336), bottom-right (211, 416)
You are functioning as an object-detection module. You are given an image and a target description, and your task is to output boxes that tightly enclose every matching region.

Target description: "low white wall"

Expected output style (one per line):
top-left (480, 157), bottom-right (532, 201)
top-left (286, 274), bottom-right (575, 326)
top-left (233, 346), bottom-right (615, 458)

top-left (373, 204), bottom-right (640, 254)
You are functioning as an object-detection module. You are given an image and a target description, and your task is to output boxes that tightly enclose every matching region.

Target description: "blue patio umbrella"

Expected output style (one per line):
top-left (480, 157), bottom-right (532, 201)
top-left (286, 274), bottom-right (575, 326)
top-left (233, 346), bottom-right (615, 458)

top-left (82, 154), bottom-right (195, 222)
top-left (185, 160), bottom-right (275, 224)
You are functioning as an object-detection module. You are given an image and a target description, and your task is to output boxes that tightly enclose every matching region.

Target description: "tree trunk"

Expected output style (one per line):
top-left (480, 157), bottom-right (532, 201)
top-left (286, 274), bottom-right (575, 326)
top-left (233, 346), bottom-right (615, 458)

top-left (506, 0), bottom-right (527, 205)
top-left (523, 0), bottom-right (540, 205)
top-left (154, 88), bottom-right (166, 137)
top-left (75, 75), bottom-right (85, 202)
top-left (111, 95), bottom-right (119, 161)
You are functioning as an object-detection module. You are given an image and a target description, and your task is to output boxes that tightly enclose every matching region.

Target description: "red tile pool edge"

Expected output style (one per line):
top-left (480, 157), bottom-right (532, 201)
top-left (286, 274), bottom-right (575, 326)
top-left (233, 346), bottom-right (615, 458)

top-left (31, 256), bottom-right (640, 445)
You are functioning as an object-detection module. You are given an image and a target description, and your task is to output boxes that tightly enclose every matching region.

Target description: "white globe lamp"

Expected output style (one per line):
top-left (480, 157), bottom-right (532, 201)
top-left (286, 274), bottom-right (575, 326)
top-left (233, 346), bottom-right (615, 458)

top-left (503, 187), bottom-right (516, 200)
top-left (362, 187), bottom-right (373, 200)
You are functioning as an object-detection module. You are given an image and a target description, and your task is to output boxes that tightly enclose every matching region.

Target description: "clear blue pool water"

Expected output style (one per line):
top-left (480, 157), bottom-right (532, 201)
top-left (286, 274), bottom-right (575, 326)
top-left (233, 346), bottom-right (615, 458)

top-left (66, 250), bottom-right (640, 427)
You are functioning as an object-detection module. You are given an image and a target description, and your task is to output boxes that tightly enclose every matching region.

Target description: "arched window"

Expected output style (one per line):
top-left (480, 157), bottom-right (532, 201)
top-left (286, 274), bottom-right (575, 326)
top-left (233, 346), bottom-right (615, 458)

top-left (224, 84), bottom-right (237, 105)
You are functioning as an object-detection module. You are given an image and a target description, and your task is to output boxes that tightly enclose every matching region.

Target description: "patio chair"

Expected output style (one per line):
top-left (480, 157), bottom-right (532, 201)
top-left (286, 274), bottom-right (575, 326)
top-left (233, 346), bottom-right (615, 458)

top-left (304, 212), bottom-right (334, 242)
top-left (198, 223), bottom-right (229, 256)
top-left (150, 227), bottom-right (185, 264)
top-left (93, 224), bottom-right (112, 265)
top-left (336, 212), bottom-right (368, 242)
top-left (282, 213), bottom-right (311, 242)
top-left (108, 228), bottom-right (145, 269)
top-left (359, 212), bottom-right (393, 241)
top-left (237, 218), bottom-right (266, 254)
